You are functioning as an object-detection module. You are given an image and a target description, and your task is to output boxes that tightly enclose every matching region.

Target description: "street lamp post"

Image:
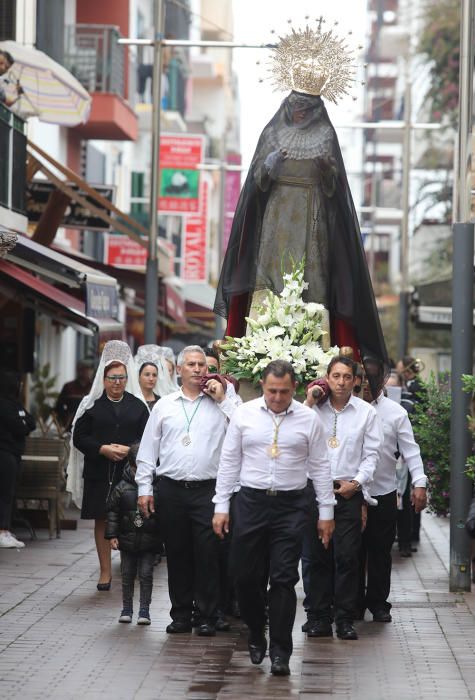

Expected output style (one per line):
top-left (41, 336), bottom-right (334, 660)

top-left (449, 0), bottom-right (474, 592)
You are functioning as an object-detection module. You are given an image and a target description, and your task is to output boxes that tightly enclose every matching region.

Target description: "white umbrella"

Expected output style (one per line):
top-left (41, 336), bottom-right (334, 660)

top-left (0, 40), bottom-right (91, 126)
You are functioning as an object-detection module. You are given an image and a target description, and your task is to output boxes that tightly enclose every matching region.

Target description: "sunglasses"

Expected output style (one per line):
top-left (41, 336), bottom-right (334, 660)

top-left (105, 375), bottom-right (127, 382)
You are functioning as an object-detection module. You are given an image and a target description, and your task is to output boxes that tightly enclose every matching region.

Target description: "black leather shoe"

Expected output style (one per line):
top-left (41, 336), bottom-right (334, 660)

top-left (166, 620), bottom-right (192, 633)
top-left (307, 620), bottom-right (333, 637)
top-left (399, 545), bottom-right (413, 558)
top-left (215, 616), bottom-right (231, 632)
top-left (301, 619), bottom-right (310, 633)
top-left (336, 622), bottom-right (358, 640)
top-left (372, 609), bottom-right (392, 623)
top-left (197, 622), bottom-right (216, 637)
top-left (270, 657), bottom-right (290, 676)
top-left (248, 631), bottom-right (267, 665)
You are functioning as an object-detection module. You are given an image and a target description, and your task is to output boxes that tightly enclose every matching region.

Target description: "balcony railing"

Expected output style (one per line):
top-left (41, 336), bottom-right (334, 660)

top-left (64, 24), bottom-right (124, 95)
top-left (0, 104), bottom-right (26, 214)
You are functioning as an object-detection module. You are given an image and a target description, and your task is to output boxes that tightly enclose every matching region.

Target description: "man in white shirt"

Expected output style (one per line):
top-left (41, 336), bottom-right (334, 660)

top-left (302, 355), bottom-right (382, 640)
top-left (213, 360), bottom-right (335, 677)
top-left (359, 358), bottom-right (427, 622)
top-left (136, 346), bottom-right (238, 637)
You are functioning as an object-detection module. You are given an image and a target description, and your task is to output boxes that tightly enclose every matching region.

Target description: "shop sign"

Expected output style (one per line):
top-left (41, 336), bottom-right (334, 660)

top-left (158, 134), bottom-right (205, 214)
top-left (86, 281), bottom-right (119, 319)
top-left (104, 235), bottom-right (147, 268)
top-left (182, 180), bottom-right (208, 282)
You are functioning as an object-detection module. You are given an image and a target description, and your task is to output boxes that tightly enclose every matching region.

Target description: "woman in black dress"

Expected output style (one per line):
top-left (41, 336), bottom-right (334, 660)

top-left (69, 342), bottom-right (149, 590)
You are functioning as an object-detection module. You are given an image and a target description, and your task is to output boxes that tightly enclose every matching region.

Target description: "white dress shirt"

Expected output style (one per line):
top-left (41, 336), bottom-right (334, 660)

top-left (370, 393), bottom-right (427, 497)
top-left (213, 396), bottom-right (335, 520)
top-left (135, 389), bottom-right (238, 497)
top-left (316, 394), bottom-right (382, 487)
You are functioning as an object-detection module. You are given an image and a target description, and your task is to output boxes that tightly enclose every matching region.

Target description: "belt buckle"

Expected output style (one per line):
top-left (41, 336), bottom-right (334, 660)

top-left (266, 489), bottom-right (277, 496)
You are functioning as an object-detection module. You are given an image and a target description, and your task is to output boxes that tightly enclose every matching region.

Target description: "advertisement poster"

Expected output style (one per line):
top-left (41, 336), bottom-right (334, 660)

top-left (159, 134), bottom-right (205, 214)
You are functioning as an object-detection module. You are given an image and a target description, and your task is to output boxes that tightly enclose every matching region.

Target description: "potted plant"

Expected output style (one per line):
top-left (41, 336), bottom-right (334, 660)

top-left (411, 372), bottom-right (451, 516)
top-left (219, 258), bottom-right (338, 399)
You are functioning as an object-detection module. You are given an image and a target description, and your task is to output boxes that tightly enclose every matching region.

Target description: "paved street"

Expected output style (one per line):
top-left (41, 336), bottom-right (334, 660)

top-left (1, 511), bottom-right (475, 700)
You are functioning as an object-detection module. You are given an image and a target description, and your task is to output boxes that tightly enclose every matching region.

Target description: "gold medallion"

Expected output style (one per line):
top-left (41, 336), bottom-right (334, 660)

top-left (328, 436), bottom-right (340, 449)
top-left (268, 444), bottom-right (281, 459)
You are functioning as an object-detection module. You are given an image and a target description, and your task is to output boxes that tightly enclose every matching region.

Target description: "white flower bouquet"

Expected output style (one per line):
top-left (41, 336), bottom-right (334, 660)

top-left (220, 259), bottom-right (339, 393)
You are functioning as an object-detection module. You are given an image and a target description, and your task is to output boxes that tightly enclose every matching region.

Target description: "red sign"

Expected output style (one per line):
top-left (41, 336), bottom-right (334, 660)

top-left (104, 235), bottom-right (147, 268)
top-left (159, 134), bottom-right (205, 214)
top-left (183, 180), bottom-right (209, 282)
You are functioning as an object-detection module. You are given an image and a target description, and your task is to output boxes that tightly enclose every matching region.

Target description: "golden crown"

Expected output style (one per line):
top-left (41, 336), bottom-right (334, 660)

top-left (263, 17), bottom-right (364, 103)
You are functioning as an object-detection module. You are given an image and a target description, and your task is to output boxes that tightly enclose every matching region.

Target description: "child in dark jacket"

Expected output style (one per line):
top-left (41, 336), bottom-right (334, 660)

top-left (105, 443), bottom-right (160, 625)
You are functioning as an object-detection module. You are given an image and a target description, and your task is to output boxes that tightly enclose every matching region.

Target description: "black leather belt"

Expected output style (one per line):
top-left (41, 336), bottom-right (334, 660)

top-left (160, 476), bottom-right (216, 489)
top-left (241, 485), bottom-right (306, 498)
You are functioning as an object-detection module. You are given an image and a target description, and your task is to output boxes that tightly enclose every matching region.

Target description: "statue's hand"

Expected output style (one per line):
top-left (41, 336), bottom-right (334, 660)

top-left (264, 149), bottom-right (287, 178)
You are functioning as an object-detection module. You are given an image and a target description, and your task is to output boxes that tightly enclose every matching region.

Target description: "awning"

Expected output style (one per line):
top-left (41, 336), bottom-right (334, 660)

top-left (7, 234), bottom-right (120, 319)
top-left (52, 244), bottom-right (186, 325)
top-left (0, 259), bottom-right (123, 338)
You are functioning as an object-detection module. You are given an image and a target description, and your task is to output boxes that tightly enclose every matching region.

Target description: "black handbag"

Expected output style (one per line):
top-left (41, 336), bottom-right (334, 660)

top-left (465, 496), bottom-right (475, 537)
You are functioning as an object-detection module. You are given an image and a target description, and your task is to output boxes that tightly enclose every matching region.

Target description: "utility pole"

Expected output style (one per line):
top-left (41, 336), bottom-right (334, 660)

top-left (398, 57), bottom-right (412, 359)
top-left (449, 0), bottom-right (474, 592)
top-left (144, 0), bottom-right (164, 344)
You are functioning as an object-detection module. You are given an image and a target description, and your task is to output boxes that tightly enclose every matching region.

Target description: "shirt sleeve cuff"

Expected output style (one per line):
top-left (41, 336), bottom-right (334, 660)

top-left (213, 501), bottom-right (230, 514)
top-left (317, 505), bottom-right (334, 520)
top-left (412, 477), bottom-right (427, 487)
top-left (138, 485), bottom-right (153, 497)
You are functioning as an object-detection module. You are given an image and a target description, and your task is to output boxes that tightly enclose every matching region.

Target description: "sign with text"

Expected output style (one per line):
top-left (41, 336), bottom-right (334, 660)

top-left (27, 180), bottom-right (115, 231)
top-left (104, 234), bottom-right (147, 268)
top-left (183, 180), bottom-right (209, 282)
top-left (159, 134), bottom-right (205, 214)
top-left (85, 281), bottom-right (119, 319)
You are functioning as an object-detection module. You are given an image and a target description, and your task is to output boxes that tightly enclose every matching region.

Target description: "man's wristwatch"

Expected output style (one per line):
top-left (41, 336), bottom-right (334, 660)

top-left (350, 480), bottom-right (362, 491)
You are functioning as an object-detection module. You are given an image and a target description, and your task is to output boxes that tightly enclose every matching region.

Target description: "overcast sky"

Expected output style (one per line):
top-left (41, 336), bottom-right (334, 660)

top-left (232, 0), bottom-right (368, 166)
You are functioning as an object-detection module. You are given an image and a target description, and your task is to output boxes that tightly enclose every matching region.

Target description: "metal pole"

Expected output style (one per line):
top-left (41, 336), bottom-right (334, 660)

top-left (215, 140), bottom-right (227, 339)
top-left (449, 0), bottom-right (474, 592)
top-left (144, 0), bottom-right (164, 344)
top-left (398, 61), bottom-right (412, 359)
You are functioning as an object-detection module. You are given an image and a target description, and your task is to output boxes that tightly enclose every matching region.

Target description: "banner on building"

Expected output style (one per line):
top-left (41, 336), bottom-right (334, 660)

top-left (182, 180), bottom-right (209, 282)
top-left (223, 153), bottom-right (242, 253)
top-left (27, 180), bottom-right (115, 230)
top-left (158, 134), bottom-right (205, 214)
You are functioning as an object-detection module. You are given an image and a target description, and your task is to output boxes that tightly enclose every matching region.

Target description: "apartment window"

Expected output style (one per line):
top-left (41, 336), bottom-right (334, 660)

top-left (0, 0), bottom-right (15, 40)
top-left (36, 0), bottom-right (65, 64)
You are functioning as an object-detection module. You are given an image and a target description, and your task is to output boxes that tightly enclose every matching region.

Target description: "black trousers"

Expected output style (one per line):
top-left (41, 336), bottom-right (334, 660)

top-left (157, 478), bottom-right (219, 622)
top-left (359, 490), bottom-right (397, 613)
top-left (0, 450), bottom-right (21, 530)
top-left (397, 476), bottom-right (412, 548)
top-left (231, 486), bottom-right (308, 662)
top-left (302, 486), bottom-right (363, 624)
top-left (120, 550), bottom-right (155, 609)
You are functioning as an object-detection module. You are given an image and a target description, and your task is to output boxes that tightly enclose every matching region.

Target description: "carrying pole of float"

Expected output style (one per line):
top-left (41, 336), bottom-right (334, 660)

top-left (449, 0), bottom-right (474, 592)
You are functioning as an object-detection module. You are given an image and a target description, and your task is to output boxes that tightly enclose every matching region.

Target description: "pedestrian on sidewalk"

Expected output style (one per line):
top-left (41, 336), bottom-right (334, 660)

top-left (358, 359), bottom-right (427, 622)
top-left (105, 443), bottom-right (160, 625)
top-left (136, 346), bottom-right (240, 638)
top-left (213, 360), bottom-right (335, 677)
top-left (301, 355), bottom-right (382, 641)
top-left (0, 370), bottom-right (36, 549)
